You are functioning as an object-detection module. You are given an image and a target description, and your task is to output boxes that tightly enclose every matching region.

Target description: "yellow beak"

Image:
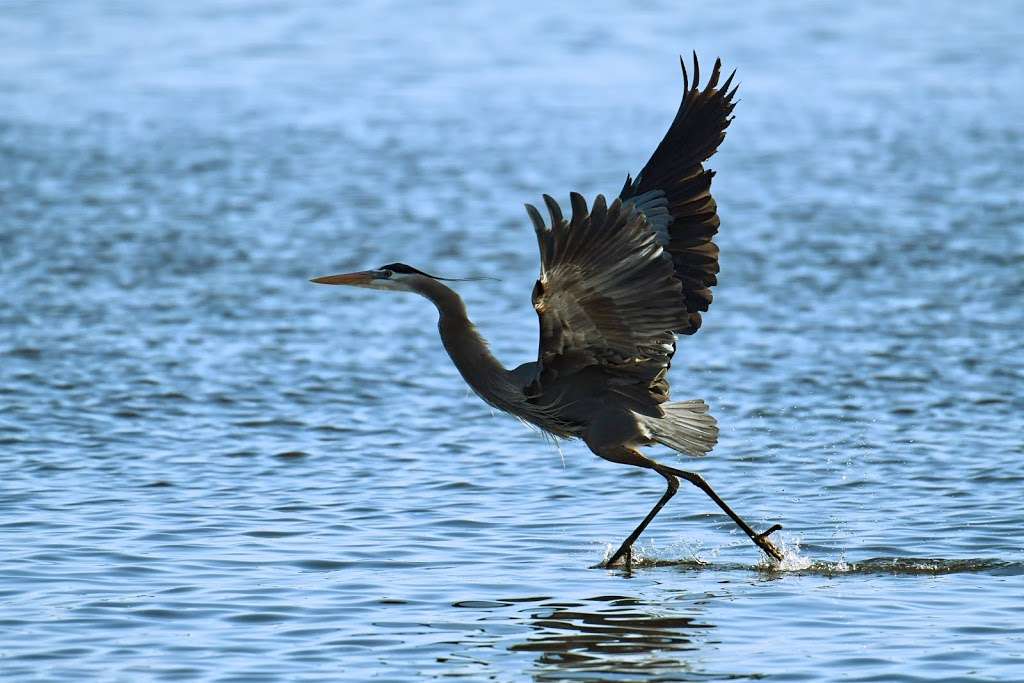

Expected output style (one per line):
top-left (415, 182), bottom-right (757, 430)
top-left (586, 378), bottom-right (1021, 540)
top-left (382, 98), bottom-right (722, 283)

top-left (310, 271), bottom-right (376, 286)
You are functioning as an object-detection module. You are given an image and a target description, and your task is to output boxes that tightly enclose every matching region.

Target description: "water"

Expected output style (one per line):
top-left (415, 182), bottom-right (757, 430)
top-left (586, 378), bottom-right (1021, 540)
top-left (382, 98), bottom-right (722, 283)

top-left (2, 1), bottom-right (1023, 680)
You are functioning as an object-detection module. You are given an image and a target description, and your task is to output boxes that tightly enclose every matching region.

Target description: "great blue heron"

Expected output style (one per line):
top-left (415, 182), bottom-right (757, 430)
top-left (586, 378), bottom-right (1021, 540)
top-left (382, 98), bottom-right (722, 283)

top-left (313, 54), bottom-right (784, 568)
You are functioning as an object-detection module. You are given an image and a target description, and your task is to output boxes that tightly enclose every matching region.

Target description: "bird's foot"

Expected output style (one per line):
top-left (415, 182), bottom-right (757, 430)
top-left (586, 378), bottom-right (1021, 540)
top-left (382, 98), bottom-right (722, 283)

top-left (601, 543), bottom-right (634, 570)
top-left (754, 524), bottom-right (785, 563)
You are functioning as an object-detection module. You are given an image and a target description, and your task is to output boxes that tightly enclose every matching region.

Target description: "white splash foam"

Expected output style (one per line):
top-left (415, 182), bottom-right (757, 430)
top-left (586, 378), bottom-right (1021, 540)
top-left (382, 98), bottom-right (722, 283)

top-left (766, 534), bottom-right (813, 571)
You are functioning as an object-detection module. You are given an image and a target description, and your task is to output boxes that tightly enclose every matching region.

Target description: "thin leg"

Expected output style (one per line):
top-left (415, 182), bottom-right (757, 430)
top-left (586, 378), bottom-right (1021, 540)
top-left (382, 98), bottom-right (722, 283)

top-left (604, 470), bottom-right (679, 568)
top-left (659, 464), bottom-right (784, 562)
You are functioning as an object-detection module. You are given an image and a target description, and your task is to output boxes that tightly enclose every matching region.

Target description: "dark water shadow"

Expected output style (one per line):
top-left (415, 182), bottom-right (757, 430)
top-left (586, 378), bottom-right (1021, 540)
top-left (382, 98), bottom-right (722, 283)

top-left (638, 557), bottom-right (1023, 577)
top-left (505, 594), bottom-right (752, 682)
top-left (481, 558), bottom-right (1020, 681)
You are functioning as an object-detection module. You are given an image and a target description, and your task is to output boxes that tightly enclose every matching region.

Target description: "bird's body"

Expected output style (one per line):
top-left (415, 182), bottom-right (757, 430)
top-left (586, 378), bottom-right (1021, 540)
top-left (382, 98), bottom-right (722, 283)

top-left (313, 55), bottom-right (784, 567)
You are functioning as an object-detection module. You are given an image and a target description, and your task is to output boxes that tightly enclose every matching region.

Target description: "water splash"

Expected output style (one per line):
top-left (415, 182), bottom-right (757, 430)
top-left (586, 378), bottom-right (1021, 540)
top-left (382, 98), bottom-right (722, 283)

top-left (765, 534), bottom-right (813, 572)
top-left (807, 557), bottom-right (1022, 577)
top-left (597, 538), bottom-right (1020, 577)
top-left (598, 540), bottom-right (707, 570)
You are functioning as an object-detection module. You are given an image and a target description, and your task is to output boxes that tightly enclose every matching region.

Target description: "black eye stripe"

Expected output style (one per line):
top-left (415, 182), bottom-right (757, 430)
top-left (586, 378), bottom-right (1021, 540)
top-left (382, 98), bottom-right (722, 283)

top-left (378, 262), bottom-right (436, 277)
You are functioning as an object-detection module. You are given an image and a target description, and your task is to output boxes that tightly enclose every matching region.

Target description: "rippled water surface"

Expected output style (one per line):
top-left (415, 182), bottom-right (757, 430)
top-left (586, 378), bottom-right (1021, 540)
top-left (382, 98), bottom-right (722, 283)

top-left (3, 1), bottom-right (1024, 680)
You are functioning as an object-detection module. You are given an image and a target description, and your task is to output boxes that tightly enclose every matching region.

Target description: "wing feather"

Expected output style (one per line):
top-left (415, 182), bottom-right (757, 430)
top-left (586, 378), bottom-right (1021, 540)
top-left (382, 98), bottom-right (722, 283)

top-left (528, 195), bottom-right (688, 414)
top-left (621, 54), bottom-right (737, 335)
top-left (522, 55), bottom-right (738, 416)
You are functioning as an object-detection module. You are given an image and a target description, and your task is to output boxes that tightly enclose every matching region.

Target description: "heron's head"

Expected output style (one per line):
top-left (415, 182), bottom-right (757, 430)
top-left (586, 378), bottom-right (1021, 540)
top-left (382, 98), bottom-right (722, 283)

top-left (310, 262), bottom-right (438, 293)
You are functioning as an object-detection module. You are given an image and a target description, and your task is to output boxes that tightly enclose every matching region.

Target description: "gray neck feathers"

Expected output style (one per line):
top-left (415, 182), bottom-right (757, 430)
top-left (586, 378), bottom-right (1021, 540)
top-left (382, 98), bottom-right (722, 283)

top-left (411, 277), bottom-right (519, 411)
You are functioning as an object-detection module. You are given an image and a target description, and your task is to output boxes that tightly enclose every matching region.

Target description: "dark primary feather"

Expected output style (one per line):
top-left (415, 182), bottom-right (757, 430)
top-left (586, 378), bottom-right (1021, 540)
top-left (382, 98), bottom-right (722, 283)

top-left (521, 54), bottom-right (736, 418)
top-left (620, 53), bottom-right (737, 335)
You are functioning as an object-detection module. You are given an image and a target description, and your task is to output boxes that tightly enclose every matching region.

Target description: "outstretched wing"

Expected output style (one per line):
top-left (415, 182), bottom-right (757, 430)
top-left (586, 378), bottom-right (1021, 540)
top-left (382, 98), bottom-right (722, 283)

top-left (620, 53), bottom-right (738, 335)
top-left (525, 193), bottom-right (690, 416)
top-left (521, 55), bottom-right (737, 416)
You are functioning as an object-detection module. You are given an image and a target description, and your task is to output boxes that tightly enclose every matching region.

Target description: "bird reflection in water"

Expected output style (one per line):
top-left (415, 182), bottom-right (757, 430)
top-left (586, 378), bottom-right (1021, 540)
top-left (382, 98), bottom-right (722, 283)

top-left (509, 594), bottom-right (719, 681)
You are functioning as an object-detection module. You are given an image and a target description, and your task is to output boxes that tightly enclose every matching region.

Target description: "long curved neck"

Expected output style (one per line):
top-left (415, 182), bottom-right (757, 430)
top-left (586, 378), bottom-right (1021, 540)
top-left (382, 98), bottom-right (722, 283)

top-left (412, 278), bottom-right (514, 408)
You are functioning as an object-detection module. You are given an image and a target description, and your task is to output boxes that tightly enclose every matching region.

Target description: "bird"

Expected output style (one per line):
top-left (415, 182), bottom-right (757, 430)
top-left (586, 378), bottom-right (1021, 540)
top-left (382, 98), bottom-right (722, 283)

top-left (312, 54), bottom-right (784, 568)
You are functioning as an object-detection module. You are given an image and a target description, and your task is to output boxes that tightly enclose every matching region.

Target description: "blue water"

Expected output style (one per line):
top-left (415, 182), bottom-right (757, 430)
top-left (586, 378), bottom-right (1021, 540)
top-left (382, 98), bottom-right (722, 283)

top-left (2, 1), bottom-right (1024, 680)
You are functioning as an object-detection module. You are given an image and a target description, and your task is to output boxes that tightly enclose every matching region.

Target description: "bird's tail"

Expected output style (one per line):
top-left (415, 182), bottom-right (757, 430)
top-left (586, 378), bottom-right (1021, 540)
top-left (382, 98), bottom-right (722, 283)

top-left (640, 400), bottom-right (719, 456)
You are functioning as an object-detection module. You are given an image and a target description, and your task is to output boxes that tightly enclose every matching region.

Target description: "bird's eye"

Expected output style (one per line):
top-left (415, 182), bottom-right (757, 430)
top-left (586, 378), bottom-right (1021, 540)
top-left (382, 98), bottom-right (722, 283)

top-left (381, 269), bottom-right (393, 279)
